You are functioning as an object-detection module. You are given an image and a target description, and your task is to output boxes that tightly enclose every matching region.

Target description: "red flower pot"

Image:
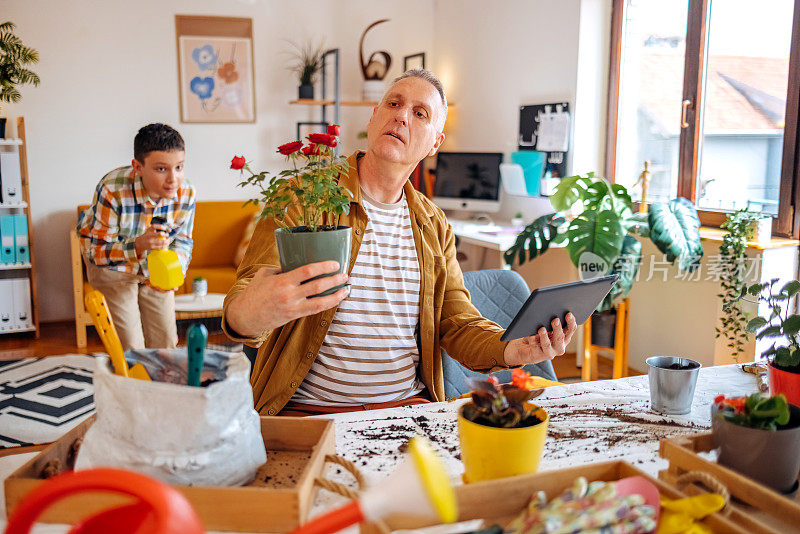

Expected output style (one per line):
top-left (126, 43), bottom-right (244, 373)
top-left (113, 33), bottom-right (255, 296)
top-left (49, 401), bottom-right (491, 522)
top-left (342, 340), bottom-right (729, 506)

top-left (768, 361), bottom-right (800, 407)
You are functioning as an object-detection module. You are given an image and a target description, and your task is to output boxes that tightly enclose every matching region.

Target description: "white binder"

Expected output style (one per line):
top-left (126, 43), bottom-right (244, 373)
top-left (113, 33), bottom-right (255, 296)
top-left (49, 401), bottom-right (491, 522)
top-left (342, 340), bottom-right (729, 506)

top-left (0, 280), bottom-right (14, 331)
top-left (11, 277), bottom-right (32, 330)
top-left (0, 151), bottom-right (22, 205)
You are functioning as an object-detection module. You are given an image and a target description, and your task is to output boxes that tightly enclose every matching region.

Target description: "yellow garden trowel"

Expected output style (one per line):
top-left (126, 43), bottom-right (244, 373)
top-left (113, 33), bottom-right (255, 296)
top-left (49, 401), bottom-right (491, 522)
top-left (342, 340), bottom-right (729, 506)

top-left (85, 290), bottom-right (151, 380)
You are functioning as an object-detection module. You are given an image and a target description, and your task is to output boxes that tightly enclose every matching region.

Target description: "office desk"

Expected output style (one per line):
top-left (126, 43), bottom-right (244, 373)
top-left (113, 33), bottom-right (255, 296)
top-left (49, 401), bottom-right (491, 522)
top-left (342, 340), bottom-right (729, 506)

top-left (449, 219), bottom-right (524, 270)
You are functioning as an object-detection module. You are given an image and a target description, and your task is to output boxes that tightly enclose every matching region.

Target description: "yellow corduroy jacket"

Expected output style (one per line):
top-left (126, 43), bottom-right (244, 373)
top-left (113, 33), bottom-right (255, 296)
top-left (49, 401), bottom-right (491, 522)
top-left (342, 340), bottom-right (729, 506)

top-left (223, 152), bottom-right (512, 415)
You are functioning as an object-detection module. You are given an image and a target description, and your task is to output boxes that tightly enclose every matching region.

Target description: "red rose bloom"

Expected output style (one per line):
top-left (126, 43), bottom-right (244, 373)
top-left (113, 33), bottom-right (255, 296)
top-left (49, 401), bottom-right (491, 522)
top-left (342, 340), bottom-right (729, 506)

top-left (230, 155), bottom-right (246, 170)
top-left (307, 133), bottom-right (337, 147)
top-left (302, 143), bottom-right (320, 156)
top-left (327, 124), bottom-right (340, 136)
top-left (277, 141), bottom-right (304, 155)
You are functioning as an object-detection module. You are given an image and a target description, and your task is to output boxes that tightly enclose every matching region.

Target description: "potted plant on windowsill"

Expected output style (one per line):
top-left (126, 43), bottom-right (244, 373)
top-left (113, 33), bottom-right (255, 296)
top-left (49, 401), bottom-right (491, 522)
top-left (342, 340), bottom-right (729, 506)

top-left (230, 125), bottom-right (352, 295)
top-left (458, 369), bottom-right (548, 483)
top-left (288, 40), bottom-right (324, 100)
top-left (712, 393), bottom-right (800, 493)
top-left (504, 173), bottom-right (703, 346)
top-left (0, 21), bottom-right (40, 138)
top-left (741, 279), bottom-right (800, 406)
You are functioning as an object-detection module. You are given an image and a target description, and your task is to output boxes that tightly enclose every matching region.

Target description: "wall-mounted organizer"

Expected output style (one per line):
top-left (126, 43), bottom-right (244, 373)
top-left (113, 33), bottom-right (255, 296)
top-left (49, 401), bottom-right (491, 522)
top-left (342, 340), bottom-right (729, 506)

top-left (0, 117), bottom-right (40, 336)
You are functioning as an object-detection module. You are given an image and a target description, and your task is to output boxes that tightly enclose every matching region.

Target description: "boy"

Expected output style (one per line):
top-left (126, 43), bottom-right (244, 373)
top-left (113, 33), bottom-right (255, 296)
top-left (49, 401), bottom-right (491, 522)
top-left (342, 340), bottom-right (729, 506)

top-left (77, 123), bottom-right (195, 349)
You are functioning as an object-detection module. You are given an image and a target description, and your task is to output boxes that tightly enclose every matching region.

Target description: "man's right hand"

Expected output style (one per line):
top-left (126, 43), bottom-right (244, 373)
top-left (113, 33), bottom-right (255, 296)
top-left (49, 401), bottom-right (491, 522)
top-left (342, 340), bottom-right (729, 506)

top-left (225, 261), bottom-right (349, 337)
top-left (135, 224), bottom-right (170, 256)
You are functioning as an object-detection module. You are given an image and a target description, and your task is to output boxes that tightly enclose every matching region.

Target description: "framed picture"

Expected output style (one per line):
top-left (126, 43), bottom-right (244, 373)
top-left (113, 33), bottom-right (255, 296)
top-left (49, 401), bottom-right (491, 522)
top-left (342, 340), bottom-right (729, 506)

top-left (403, 52), bottom-right (426, 72)
top-left (297, 121), bottom-right (329, 142)
top-left (175, 15), bottom-right (256, 123)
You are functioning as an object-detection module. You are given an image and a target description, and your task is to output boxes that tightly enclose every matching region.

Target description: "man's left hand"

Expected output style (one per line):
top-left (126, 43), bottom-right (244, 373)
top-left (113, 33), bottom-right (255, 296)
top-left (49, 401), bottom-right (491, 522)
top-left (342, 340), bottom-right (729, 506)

top-left (503, 313), bottom-right (577, 366)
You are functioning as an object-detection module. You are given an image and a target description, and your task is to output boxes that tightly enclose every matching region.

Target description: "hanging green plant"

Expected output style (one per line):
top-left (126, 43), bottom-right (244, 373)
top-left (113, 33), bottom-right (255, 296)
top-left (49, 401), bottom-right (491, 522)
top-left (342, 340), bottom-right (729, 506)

top-left (0, 21), bottom-right (40, 112)
top-left (716, 209), bottom-right (759, 361)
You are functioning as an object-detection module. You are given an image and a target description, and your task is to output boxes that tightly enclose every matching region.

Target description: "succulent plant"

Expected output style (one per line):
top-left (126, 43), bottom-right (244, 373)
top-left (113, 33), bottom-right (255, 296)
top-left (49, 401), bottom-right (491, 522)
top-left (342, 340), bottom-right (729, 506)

top-left (714, 393), bottom-right (790, 431)
top-left (461, 373), bottom-right (544, 429)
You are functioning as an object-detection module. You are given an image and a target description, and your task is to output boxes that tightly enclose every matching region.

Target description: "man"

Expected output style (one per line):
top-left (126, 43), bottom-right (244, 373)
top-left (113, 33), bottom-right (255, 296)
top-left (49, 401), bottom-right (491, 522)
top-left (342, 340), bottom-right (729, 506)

top-left (224, 69), bottom-right (576, 416)
top-left (78, 123), bottom-right (195, 350)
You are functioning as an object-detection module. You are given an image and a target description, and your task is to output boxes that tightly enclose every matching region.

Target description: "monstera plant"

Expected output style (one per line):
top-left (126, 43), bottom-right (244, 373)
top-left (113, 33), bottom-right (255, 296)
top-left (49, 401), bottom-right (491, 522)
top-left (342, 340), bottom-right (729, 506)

top-left (505, 172), bottom-right (703, 312)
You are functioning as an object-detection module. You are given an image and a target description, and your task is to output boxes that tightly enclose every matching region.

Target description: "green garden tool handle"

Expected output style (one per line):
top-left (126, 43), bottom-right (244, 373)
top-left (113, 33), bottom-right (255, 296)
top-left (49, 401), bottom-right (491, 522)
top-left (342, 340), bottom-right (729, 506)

top-left (186, 323), bottom-right (208, 387)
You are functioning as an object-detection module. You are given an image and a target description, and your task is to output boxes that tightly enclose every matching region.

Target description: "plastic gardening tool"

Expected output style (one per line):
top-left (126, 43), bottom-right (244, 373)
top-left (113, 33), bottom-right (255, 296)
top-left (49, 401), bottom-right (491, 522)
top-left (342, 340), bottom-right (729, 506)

top-left (84, 290), bottom-right (150, 381)
top-left (290, 436), bottom-right (457, 534)
top-left (4, 468), bottom-right (204, 534)
top-left (186, 323), bottom-right (208, 387)
top-left (147, 216), bottom-right (184, 291)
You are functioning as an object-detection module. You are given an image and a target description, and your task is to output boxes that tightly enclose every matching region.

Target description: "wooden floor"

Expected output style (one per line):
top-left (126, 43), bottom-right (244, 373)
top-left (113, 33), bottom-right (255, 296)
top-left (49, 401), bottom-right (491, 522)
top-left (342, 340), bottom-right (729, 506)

top-left (0, 321), bottom-right (642, 381)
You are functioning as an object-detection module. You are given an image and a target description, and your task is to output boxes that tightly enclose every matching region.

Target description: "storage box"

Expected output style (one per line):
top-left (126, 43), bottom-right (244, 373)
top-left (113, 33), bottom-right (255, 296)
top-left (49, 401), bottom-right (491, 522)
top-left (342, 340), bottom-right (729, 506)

top-left (5, 415), bottom-right (335, 532)
top-left (363, 460), bottom-right (745, 534)
top-left (660, 431), bottom-right (800, 534)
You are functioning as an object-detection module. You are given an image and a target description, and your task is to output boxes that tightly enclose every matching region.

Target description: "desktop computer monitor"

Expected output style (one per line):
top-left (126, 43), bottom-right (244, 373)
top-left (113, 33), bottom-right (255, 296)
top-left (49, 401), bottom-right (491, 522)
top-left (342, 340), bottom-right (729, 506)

top-left (432, 152), bottom-right (503, 213)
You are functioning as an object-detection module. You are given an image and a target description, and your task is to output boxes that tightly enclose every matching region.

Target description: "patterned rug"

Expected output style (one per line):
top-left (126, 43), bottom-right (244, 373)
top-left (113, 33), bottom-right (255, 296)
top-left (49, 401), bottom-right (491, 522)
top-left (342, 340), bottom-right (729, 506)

top-left (0, 355), bottom-right (95, 449)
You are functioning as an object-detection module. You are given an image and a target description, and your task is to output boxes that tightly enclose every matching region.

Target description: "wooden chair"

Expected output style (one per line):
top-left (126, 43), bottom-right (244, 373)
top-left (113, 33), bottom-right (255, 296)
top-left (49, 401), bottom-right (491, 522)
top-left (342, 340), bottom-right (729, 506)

top-left (70, 228), bottom-right (93, 349)
top-left (581, 298), bottom-right (630, 382)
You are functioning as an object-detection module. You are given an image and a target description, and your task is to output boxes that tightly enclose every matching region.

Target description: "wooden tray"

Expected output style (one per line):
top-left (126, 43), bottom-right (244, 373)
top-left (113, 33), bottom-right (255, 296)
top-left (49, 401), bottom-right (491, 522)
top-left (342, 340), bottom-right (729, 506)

top-left (362, 460), bottom-right (746, 534)
top-left (4, 415), bottom-right (335, 532)
top-left (659, 431), bottom-right (800, 534)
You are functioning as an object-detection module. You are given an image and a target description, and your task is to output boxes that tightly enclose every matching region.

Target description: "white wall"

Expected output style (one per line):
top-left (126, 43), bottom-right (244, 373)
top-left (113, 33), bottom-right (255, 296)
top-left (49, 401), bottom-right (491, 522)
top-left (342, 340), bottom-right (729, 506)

top-left (3, 0), bottom-right (435, 321)
top-left (432, 0), bottom-right (609, 223)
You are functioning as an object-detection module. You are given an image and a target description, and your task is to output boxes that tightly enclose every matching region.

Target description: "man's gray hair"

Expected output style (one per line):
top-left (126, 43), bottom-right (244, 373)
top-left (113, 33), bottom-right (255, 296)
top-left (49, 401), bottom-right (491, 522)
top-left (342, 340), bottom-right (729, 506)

top-left (392, 68), bottom-right (448, 131)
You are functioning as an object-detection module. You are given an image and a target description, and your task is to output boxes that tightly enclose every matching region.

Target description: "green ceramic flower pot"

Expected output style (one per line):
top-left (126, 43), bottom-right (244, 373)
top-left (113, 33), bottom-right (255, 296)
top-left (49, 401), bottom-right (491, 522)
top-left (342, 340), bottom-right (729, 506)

top-left (274, 226), bottom-right (351, 296)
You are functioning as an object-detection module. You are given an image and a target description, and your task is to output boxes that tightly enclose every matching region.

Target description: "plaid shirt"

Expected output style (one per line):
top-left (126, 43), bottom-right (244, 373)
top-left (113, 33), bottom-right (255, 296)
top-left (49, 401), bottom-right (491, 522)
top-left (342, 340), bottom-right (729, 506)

top-left (77, 166), bottom-right (195, 276)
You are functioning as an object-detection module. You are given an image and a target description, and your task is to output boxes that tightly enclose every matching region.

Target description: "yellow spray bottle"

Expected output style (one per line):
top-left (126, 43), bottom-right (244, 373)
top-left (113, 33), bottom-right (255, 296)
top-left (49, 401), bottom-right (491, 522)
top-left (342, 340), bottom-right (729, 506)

top-left (146, 216), bottom-right (184, 290)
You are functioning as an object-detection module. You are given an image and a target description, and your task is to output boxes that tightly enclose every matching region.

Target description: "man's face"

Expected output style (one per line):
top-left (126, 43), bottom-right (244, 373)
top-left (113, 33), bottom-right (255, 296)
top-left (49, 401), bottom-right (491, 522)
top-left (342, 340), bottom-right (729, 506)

top-left (132, 150), bottom-right (185, 201)
top-left (366, 77), bottom-right (445, 166)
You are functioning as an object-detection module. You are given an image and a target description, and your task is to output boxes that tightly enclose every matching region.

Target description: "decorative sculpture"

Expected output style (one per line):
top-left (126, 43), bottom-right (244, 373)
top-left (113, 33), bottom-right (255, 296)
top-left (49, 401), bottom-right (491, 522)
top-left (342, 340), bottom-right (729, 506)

top-left (359, 19), bottom-right (392, 100)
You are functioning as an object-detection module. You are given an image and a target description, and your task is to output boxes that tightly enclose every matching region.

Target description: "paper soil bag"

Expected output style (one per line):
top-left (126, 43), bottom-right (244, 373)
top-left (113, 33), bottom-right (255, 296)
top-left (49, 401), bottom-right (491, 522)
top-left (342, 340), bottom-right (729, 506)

top-left (76, 351), bottom-right (266, 487)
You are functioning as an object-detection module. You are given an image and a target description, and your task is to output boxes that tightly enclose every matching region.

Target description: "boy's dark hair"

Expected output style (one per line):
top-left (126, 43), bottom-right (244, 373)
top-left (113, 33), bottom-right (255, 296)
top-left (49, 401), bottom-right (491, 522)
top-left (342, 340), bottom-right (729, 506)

top-left (133, 123), bottom-right (185, 163)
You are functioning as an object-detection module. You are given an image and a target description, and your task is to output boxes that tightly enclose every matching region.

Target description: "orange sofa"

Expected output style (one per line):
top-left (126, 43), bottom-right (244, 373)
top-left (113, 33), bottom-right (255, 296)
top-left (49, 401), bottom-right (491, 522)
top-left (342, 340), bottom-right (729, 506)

top-left (70, 201), bottom-right (259, 347)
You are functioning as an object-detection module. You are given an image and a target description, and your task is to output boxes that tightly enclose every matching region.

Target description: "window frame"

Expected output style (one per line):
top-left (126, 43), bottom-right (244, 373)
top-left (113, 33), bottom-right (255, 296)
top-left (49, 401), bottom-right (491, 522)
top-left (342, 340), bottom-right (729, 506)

top-left (605, 0), bottom-right (800, 238)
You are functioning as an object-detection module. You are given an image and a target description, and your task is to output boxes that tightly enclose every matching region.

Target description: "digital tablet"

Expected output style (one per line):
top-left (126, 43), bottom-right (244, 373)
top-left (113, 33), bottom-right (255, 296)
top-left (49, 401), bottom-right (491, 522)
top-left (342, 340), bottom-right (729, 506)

top-left (500, 274), bottom-right (619, 342)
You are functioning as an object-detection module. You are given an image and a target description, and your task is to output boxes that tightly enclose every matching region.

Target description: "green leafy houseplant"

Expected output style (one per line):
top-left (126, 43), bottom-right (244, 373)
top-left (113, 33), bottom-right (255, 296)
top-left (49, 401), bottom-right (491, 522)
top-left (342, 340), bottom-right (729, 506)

top-left (0, 21), bottom-right (39, 112)
top-left (231, 126), bottom-right (351, 232)
top-left (714, 393), bottom-right (790, 431)
top-left (742, 278), bottom-right (800, 371)
top-left (288, 40), bottom-right (324, 87)
top-left (716, 209), bottom-right (760, 361)
top-left (505, 172), bottom-right (703, 311)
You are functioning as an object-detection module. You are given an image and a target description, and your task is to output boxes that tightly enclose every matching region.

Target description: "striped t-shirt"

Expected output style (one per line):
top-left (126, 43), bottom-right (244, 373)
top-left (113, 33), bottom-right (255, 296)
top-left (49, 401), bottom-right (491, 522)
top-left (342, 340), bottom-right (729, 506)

top-left (291, 189), bottom-right (423, 405)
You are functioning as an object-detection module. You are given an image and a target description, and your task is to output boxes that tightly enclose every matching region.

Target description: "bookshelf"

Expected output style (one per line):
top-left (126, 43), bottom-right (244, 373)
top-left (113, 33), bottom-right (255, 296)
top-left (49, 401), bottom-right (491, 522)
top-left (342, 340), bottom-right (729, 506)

top-left (0, 117), bottom-right (40, 337)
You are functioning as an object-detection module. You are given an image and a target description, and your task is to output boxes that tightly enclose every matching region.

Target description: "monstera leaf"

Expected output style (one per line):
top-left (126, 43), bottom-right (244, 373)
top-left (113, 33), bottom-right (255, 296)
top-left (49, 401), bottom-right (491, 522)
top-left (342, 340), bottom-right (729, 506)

top-left (504, 213), bottom-right (566, 266)
top-left (648, 197), bottom-right (703, 271)
top-left (599, 236), bottom-right (642, 311)
top-left (565, 208), bottom-right (626, 272)
top-left (550, 174), bottom-right (596, 211)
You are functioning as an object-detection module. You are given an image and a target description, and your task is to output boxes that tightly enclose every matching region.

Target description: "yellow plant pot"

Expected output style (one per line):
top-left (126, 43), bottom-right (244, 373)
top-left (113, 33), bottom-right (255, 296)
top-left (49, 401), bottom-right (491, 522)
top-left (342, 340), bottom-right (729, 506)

top-left (458, 402), bottom-right (549, 483)
top-left (147, 249), bottom-right (184, 290)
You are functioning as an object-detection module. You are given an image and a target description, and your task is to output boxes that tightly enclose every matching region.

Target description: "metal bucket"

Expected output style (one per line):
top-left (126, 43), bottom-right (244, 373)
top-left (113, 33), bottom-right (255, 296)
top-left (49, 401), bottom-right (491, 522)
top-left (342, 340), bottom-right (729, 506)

top-left (646, 356), bottom-right (701, 415)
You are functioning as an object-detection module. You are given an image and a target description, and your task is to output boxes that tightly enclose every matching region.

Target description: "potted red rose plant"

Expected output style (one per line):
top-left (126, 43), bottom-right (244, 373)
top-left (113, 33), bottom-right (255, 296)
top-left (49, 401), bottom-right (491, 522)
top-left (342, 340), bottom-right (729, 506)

top-left (740, 279), bottom-right (800, 406)
top-left (231, 126), bottom-right (352, 295)
top-left (712, 393), bottom-right (800, 492)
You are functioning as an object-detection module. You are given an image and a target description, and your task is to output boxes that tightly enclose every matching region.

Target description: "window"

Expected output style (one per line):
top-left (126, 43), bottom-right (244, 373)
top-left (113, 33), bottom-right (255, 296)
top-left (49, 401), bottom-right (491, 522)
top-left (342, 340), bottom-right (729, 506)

top-left (607, 0), bottom-right (800, 235)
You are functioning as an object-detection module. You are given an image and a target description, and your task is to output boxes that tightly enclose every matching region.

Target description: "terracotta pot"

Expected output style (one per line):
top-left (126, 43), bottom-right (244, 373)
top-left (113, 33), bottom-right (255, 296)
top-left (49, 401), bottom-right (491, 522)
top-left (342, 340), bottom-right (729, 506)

top-left (274, 226), bottom-right (351, 297)
top-left (457, 402), bottom-right (548, 483)
top-left (768, 361), bottom-right (800, 407)
top-left (712, 403), bottom-right (800, 493)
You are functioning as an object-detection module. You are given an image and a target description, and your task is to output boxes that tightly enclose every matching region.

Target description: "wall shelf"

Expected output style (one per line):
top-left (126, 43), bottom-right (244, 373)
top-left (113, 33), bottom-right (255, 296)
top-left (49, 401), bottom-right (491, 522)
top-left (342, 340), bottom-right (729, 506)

top-left (0, 139), bottom-right (23, 146)
top-left (0, 202), bottom-right (28, 209)
top-left (289, 99), bottom-right (378, 107)
top-left (0, 264), bottom-right (31, 270)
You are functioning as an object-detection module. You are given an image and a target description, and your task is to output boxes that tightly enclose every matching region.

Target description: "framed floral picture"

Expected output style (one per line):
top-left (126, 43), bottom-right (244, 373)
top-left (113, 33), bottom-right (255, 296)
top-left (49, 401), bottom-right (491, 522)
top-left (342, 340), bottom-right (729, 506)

top-left (175, 16), bottom-right (256, 123)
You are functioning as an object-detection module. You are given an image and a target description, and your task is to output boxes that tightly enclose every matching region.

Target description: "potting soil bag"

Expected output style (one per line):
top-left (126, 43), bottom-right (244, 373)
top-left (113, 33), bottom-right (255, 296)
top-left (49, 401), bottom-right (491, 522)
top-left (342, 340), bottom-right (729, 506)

top-left (75, 350), bottom-right (266, 487)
